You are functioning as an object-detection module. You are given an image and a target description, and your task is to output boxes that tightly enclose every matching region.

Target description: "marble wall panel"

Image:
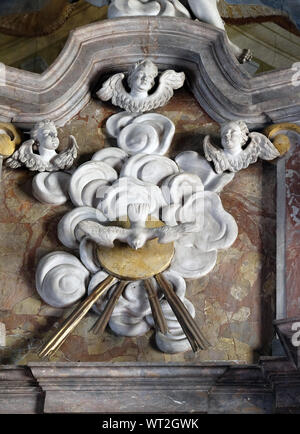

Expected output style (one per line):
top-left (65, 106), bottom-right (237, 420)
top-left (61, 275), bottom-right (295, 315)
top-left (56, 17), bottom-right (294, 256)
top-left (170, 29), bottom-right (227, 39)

top-left (286, 136), bottom-right (300, 318)
top-left (0, 89), bottom-right (276, 364)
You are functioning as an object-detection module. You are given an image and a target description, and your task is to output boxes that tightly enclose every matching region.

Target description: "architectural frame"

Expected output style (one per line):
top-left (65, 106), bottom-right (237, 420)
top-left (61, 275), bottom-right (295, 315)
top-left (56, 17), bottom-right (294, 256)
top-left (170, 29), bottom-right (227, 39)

top-left (0, 17), bottom-right (299, 414)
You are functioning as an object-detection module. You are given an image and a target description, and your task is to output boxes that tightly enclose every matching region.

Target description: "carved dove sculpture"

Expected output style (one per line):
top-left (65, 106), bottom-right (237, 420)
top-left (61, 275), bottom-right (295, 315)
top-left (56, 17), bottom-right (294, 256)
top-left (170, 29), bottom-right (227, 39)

top-left (76, 203), bottom-right (201, 250)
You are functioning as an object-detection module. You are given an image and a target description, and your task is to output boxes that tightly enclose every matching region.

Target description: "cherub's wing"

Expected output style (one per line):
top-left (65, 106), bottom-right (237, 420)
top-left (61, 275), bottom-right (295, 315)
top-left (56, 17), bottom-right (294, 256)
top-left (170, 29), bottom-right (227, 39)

top-left (203, 135), bottom-right (228, 174)
top-left (248, 132), bottom-right (280, 160)
top-left (159, 70), bottom-right (185, 90)
top-left (233, 136), bottom-right (259, 169)
top-left (96, 73), bottom-right (126, 102)
top-left (76, 220), bottom-right (130, 248)
top-left (5, 151), bottom-right (23, 169)
top-left (52, 135), bottom-right (78, 170)
top-left (6, 139), bottom-right (47, 171)
top-left (150, 70), bottom-right (185, 108)
top-left (147, 221), bottom-right (201, 244)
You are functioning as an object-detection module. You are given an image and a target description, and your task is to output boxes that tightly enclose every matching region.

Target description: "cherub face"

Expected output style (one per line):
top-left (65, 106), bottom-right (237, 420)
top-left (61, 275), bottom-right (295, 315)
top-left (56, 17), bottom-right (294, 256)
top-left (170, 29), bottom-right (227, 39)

top-left (130, 67), bottom-right (156, 94)
top-left (221, 123), bottom-right (243, 152)
top-left (37, 125), bottom-right (59, 151)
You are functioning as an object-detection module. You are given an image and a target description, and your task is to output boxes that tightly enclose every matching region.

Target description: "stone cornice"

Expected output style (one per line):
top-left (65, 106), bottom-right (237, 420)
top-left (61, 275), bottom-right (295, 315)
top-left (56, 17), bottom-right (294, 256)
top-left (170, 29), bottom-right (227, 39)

top-left (0, 359), bottom-right (299, 413)
top-left (0, 17), bottom-right (299, 128)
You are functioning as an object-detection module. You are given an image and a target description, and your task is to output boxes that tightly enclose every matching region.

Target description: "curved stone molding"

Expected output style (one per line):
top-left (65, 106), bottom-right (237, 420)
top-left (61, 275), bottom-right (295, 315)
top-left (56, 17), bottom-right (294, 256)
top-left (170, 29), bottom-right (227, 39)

top-left (101, 0), bottom-right (251, 63)
top-left (0, 18), bottom-right (298, 128)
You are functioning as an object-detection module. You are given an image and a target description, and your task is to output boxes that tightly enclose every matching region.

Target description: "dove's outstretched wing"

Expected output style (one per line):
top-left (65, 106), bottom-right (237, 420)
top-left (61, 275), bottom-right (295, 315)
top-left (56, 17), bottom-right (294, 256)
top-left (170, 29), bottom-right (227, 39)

top-left (96, 73), bottom-right (126, 103)
top-left (203, 135), bottom-right (229, 174)
top-left (6, 139), bottom-right (48, 171)
top-left (149, 70), bottom-right (185, 108)
top-left (248, 132), bottom-right (280, 160)
top-left (148, 221), bottom-right (201, 244)
top-left (76, 220), bottom-right (130, 248)
top-left (52, 135), bottom-right (78, 170)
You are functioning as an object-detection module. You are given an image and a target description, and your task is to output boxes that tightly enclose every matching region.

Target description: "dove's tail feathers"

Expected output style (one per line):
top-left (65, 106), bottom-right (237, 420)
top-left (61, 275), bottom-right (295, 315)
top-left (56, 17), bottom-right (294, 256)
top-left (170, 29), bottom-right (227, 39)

top-left (127, 203), bottom-right (150, 223)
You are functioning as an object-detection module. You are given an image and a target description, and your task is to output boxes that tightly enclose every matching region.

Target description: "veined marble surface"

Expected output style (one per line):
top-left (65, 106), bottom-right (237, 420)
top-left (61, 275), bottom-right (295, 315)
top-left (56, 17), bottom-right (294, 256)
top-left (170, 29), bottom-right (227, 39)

top-left (0, 89), bottom-right (276, 364)
top-left (285, 132), bottom-right (300, 318)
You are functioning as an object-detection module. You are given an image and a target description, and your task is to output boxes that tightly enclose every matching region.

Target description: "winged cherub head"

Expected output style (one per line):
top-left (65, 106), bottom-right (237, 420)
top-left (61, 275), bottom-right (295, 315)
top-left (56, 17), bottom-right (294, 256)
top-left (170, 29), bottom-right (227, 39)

top-left (220, 121), bottom-right (249, 156)
top-left (31, 120), bottom-right (59, 152)
top-left (127, 60), bottom-right (159, 98)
